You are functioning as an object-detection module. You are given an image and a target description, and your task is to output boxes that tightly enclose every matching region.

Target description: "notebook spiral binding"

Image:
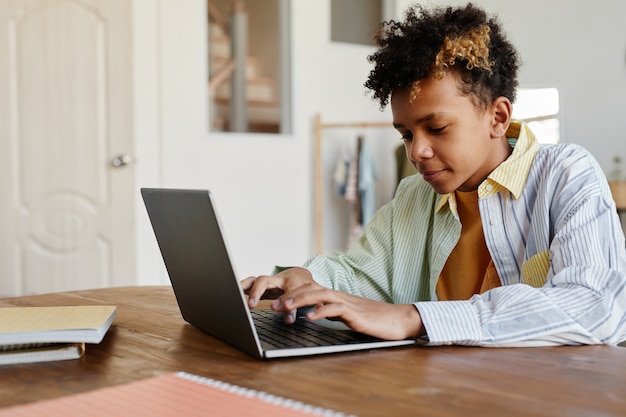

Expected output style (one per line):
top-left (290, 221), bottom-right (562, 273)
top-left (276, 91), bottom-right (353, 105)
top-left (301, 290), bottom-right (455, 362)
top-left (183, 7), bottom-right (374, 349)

top-left (175, 371), bottom-right (356, 417)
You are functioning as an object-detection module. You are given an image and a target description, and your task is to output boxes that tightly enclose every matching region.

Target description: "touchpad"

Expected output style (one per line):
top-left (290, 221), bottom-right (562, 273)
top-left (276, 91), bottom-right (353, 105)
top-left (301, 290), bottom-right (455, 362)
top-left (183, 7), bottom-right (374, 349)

top-left (296, 305), bottom-right (352, 331)
top-left (307, 317), bottom-right (352, 331)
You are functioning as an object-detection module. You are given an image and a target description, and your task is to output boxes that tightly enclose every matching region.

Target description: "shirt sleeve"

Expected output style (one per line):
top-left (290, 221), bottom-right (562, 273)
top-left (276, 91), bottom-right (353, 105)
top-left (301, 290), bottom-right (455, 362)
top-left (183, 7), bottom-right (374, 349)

top-left (303, 200), bottom-right (398, 303)
top-left (302, 176), bottom-right (440, 305)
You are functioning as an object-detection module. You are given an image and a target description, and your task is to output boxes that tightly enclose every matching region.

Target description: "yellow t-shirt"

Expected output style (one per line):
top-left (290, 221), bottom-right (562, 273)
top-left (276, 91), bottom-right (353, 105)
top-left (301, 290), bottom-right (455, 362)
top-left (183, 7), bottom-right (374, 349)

top-left (436, 190), bottom-right (501, 300)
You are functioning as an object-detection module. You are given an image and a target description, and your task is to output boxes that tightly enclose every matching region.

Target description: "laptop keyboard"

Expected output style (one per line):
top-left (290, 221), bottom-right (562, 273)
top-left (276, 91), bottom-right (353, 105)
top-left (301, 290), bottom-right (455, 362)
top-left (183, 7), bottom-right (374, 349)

top-left (251, 309), bottom-right (377, 349)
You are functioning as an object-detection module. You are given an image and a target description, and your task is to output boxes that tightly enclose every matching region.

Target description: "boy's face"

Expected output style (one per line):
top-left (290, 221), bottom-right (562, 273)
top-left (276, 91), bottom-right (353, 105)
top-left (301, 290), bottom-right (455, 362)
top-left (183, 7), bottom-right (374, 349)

top-left (391, 72), bottom-right (510, 195)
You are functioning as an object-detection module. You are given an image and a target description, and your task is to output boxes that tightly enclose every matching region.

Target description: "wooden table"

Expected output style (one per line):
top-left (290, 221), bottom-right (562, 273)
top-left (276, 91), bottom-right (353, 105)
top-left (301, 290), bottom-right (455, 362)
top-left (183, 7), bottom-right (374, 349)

top-left (1, 286), bottom-right (625, 416)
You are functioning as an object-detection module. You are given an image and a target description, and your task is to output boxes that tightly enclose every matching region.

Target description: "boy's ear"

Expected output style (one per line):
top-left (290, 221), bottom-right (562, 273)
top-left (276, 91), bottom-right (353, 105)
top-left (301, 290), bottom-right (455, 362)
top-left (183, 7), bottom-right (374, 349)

top-left (490, 97), bottom-right (512, 138)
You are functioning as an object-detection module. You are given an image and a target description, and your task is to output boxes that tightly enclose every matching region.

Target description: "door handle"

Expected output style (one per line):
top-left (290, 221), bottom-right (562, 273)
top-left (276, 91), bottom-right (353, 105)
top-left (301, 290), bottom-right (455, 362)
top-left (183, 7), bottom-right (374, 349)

top-left (111, 154), bottom-right (132, 168)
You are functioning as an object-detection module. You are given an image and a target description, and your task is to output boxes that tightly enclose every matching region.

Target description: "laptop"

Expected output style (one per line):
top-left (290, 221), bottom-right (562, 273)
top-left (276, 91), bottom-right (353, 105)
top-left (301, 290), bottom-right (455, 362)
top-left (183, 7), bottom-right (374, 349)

top-left (141, 188), bottom-right (417, 359)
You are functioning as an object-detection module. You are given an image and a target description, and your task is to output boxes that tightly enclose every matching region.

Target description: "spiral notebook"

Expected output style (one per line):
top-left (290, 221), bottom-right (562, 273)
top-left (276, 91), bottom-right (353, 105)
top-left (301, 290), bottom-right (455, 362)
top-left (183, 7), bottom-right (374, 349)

top-left (0, 342), bottom-right (85, 365)
top-left (141, 188), bottom-right (416, 359)
top-left (0, 372), bottom-right (354, 416)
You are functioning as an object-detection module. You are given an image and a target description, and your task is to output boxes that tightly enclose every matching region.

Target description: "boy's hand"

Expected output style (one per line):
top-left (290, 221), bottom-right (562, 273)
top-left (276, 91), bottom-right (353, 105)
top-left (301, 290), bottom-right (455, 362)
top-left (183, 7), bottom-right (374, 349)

top-left (241, 267), bottom-right (314, 307)
top-left (241, 269), bottom-right (425, 340)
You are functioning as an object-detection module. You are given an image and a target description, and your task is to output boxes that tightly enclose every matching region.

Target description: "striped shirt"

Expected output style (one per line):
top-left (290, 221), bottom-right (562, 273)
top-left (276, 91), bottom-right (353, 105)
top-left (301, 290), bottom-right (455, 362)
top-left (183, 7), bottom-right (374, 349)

top-left (305, 121), bottom-right (626, 346)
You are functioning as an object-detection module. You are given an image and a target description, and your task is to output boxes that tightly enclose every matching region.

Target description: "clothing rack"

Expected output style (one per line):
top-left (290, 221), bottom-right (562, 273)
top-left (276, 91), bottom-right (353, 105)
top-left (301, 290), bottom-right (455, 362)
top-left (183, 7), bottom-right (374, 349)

top-left (313, 113), bottom-right (394, 254)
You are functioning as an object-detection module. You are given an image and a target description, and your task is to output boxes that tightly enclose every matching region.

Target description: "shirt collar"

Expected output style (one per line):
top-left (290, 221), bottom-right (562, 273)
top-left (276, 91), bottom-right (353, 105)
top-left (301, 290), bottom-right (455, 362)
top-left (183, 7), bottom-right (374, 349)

top-left (435, 121), bottom-right (540, 214)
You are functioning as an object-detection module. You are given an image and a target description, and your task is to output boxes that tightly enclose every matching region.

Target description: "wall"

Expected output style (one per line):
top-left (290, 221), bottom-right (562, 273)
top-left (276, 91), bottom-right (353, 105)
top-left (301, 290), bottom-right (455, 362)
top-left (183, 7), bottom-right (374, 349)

top-left (134, 0), bottom-right (397, 284)
top-left (134, 0), bottom-right (626, 286)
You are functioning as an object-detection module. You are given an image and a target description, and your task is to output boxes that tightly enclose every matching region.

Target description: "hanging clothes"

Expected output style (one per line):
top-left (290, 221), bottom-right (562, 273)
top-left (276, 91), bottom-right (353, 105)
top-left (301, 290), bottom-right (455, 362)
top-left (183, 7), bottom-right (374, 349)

top-left (333, 136), bottom-right (377, 246)
top-left (395, 144), bottom-right (418, 187)
top-left (344, 137), bottom-right (362, 244)
top-left (358, 137), bottom-right (377, 226)
top-left (332, 147), bottom-right (350, 197)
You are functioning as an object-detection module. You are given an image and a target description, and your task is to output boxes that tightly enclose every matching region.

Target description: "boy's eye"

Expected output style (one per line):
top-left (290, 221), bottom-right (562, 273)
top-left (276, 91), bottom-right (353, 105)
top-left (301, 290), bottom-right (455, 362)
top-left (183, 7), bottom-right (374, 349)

top-left (400, 133), bottom-right (413, 142)
top-left (430, 126), bottom-right (447, 134)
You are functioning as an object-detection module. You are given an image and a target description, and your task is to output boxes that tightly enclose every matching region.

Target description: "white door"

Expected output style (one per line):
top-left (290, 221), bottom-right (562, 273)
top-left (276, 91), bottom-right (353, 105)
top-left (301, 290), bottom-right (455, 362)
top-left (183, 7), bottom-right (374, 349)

top-left (0, 0), bottom-right (135, 296)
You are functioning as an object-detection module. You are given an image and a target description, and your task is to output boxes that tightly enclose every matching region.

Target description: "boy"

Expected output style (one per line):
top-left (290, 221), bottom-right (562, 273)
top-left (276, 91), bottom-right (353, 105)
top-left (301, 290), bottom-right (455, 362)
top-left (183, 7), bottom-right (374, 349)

top-left (242, 3), bottom-right (626, 346)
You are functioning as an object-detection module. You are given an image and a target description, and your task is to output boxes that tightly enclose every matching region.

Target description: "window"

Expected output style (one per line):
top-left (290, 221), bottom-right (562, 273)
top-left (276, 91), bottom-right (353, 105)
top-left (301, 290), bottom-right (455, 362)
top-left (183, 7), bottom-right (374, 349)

top-left (207, 0), bottom-right (291, 134)
top-left (331, 0), bottom-right (383, 46)
top-left (513, 87), bottom-right (560, 144)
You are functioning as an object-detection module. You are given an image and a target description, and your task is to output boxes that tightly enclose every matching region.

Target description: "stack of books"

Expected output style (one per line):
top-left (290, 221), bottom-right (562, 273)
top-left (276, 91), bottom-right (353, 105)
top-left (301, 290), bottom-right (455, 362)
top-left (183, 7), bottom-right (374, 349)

top-left (0, 305), bottom-right (117, 365)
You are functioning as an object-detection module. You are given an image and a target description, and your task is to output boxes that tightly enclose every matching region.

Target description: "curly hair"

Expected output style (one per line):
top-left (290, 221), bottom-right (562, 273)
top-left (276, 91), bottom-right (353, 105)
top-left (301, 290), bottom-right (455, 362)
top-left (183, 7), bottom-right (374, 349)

top-left (364, 3), bottom-right (521, 110)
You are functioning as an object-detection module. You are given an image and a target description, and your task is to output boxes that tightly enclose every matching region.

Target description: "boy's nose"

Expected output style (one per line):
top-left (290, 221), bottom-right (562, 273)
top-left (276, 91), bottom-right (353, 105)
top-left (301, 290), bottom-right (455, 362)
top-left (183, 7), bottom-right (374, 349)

top-left (407, 137), bottom-right (434, 163)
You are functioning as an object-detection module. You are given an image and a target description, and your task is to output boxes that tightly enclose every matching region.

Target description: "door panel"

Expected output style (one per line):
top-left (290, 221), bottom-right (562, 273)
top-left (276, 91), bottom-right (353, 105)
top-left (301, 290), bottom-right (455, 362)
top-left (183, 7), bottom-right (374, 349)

top-left (0, 0), bottom-right (134, 296)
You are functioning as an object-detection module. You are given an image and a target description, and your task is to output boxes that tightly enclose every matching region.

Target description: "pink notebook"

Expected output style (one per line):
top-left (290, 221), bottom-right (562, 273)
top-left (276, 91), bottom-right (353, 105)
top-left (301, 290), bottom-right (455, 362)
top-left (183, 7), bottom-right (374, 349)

top-left (0, 372), bottom-right (353, 417)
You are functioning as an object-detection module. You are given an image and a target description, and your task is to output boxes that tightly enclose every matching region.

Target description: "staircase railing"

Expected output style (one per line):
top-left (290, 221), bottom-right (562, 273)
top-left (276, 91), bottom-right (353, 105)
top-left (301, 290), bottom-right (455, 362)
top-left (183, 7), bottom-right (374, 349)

top-left (228, 1), bottom-right (248, 131)
top-left (207, 59), bottom-right (235, 91)
top-left (207, 1), bottom-right (228, 33)
top-left (207, 0), bottom-right (248, 132)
